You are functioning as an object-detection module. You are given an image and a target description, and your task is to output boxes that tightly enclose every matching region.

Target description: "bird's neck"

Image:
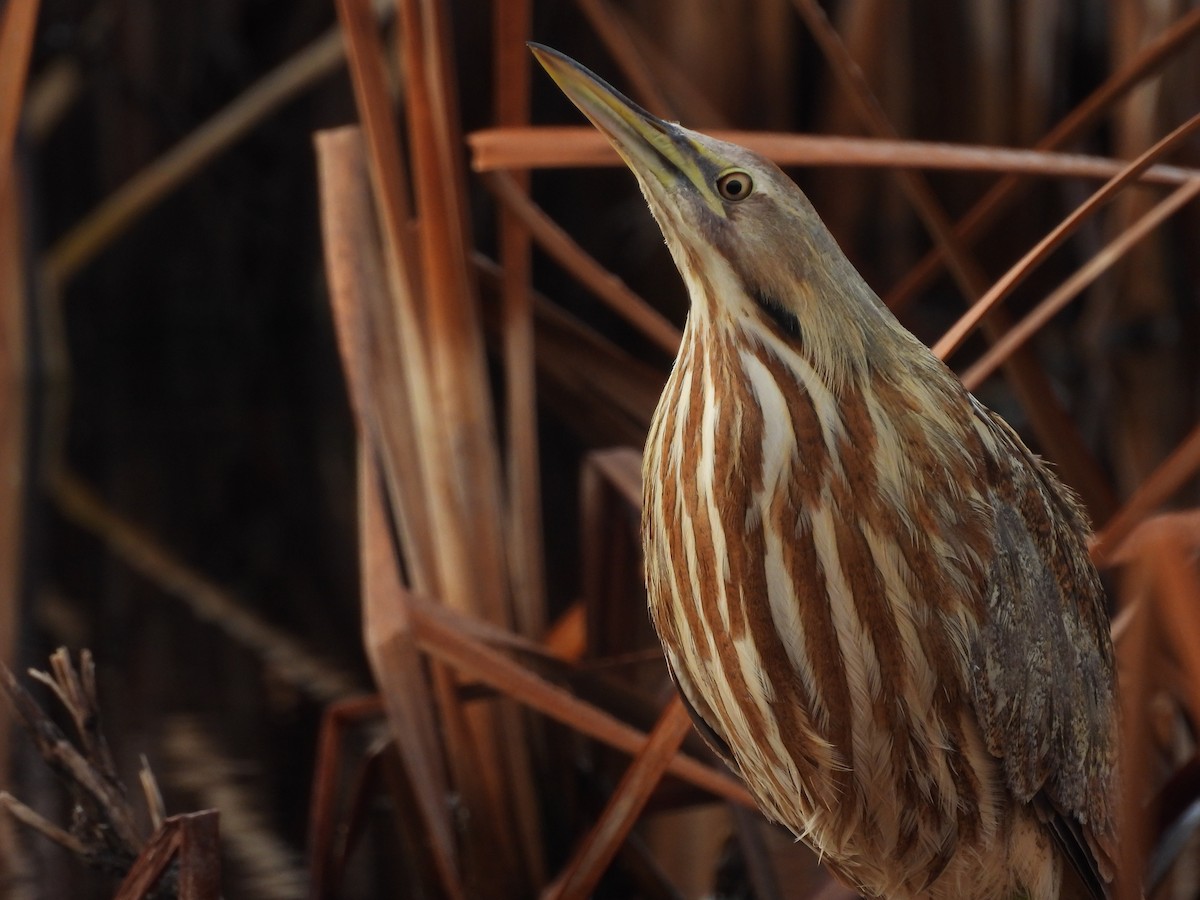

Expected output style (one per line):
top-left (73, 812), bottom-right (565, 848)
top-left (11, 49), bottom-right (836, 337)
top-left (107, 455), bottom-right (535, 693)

top-left (677, 259), bottom-right (908, 399)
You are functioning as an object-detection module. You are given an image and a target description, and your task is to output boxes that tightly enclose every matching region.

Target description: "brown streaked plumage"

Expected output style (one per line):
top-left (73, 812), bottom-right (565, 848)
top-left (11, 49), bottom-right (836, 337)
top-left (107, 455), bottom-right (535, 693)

top-left (531, 44), bottom-right (1119, 900)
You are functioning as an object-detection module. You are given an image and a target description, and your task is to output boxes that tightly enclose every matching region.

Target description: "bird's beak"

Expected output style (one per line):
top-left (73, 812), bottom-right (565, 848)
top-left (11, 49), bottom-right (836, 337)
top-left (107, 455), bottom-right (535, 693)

top-left (529, 43), bottom-right (724, 217)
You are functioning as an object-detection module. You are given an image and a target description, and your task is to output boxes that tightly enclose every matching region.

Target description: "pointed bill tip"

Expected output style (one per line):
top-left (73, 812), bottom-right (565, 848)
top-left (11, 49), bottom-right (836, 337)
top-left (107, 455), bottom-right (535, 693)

top-left (526, 43), bottom-right (654, 126)
top-left (527, 43), bottom-right (725, 216)
top-left (527, 42), bottom-right (587, 85)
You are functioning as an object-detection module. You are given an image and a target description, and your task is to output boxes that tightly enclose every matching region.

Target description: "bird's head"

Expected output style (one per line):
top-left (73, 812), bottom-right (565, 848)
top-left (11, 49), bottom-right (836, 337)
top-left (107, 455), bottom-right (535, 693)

top-left (531, 43), bottom-right (904, 382)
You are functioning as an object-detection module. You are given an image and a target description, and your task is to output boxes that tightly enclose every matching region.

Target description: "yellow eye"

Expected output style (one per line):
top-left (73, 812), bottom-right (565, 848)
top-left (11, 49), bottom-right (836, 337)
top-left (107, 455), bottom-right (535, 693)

top-left (716, 170), bottom-right (754, 201)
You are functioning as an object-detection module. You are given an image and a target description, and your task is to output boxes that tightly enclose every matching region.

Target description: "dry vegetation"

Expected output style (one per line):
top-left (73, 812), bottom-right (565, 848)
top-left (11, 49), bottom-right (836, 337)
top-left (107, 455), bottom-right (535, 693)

top-left (2, 0), bottom-right (1200, 897)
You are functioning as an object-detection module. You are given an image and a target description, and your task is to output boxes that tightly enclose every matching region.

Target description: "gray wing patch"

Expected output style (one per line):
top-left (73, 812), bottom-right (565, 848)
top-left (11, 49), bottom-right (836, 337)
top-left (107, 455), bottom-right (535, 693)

top-left (973, 496), bottom-right (1112, 815)
top-left (969, 410), bottom-right (1117, 895)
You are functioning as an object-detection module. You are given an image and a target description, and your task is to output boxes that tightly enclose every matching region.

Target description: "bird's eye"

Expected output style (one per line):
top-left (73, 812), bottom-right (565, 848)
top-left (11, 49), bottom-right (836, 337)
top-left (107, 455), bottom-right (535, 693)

top-left (716, 170), bottom-right (754, 201)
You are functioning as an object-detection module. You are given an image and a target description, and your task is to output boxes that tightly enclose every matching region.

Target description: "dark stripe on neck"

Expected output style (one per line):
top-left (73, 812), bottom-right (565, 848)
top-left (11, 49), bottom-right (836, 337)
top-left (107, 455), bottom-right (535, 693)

top-left (752, 288), bottom-right (802, 341)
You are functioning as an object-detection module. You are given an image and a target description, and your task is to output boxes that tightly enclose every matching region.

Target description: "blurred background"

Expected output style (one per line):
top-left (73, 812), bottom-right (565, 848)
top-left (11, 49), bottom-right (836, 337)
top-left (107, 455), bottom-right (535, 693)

top-left (2, 0), bottom-right (1200, 897)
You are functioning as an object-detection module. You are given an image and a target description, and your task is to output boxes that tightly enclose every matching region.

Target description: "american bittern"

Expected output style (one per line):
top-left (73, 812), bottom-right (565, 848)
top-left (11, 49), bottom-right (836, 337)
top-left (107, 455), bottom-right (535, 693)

top-left (532, 45), bottom-right (1119, 900)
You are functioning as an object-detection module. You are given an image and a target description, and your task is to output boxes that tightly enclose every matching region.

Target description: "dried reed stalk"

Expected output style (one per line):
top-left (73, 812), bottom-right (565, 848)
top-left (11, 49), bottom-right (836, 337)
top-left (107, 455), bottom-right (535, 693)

top-left (315, 131), bottom-right (455, 887)
top-left (315, 124), bottom-right (437, 604)
top-left (544, 695), bottom-right (693, 899)
top-left (312, 109), bottom-right (504, 892)
top-left (1, 649), bottom-right (171, 886)
top-left (332, 2), bottom-right (521, 888)
top-left (494, 0), bottom-right (547, 640)
top-left (331, 1), bottom-right (545, 885)
top-left (357, 445), bottom-right (460, 896)
top-left (396, 0), bottom-right (512, 627)
top-left (325, 38), bottom-right (484, 828)
top-left (470, 125), bottom-right (1200, 184)
top-left (0, 0), bottom-right (39, 176)
top-left (396, 0), bottom-right (543, 884)
top-left (111, 811), bottom-right (220, 900)
top-left (305, 695), bottom-right (383, 895)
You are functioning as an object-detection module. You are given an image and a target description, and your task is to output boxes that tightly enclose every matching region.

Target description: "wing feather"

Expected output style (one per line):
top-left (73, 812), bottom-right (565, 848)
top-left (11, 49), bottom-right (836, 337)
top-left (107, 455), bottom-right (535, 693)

top-left (968, 406), bottom-right (1117, 897)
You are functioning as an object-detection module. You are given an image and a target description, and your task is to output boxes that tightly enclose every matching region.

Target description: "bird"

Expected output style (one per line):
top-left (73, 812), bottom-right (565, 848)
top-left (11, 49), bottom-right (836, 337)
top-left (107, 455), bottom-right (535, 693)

top-left (530, 44), bottom-right (1119, 900)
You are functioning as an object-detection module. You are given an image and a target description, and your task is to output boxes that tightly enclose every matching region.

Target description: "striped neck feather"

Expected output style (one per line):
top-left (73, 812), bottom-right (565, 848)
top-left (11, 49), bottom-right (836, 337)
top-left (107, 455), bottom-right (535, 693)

top-left (674, 243), bottom-right (898, 396)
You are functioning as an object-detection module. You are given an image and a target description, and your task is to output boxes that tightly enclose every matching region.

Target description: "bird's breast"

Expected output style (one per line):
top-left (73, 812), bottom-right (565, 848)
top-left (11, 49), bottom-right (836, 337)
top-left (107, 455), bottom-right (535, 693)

top-left (642, 337), bottom-right (1003, 888)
